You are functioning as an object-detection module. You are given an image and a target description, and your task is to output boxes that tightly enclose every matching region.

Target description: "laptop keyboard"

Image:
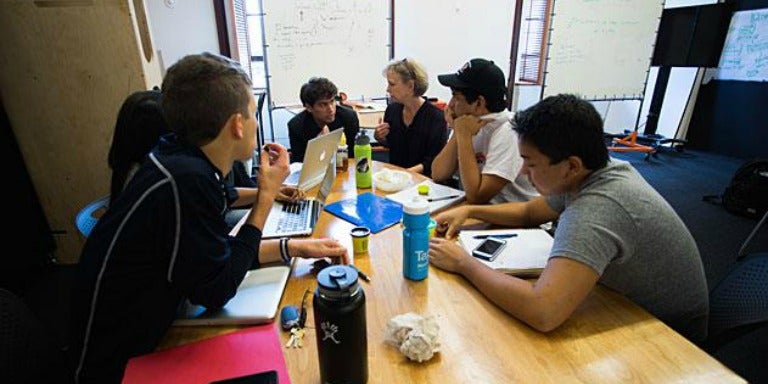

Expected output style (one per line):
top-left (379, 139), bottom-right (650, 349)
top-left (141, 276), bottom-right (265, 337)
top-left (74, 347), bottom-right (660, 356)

top-left (277, 200), bottom-right (311, 232)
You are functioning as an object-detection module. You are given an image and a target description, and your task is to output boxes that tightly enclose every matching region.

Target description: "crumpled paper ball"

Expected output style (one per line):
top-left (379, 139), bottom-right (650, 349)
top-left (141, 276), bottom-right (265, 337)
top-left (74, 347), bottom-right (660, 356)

top-left (384, 312), bottom-right (440, 362)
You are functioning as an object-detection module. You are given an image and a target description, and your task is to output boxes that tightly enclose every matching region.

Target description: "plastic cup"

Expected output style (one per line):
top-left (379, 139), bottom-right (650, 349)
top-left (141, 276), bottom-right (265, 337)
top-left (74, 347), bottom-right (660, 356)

top-left (350, 226), bottom-right (371, 254)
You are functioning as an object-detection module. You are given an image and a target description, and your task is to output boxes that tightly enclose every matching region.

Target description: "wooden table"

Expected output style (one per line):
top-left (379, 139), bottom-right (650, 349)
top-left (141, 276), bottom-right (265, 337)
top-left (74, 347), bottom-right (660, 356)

top-left (160, 161), bottom-right (744, 383)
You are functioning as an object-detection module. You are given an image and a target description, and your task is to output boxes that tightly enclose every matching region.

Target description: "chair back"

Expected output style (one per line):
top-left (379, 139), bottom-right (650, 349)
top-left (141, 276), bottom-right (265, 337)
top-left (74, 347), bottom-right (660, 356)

top-left (708, 252), bottom-right (768, 341)
top-left (75, 196), bottom-right (110, 237)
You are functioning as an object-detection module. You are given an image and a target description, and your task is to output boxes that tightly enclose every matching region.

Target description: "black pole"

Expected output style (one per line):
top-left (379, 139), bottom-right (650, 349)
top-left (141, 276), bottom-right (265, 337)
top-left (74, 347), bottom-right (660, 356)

top-left (643, 65), bottom-right (671, 136)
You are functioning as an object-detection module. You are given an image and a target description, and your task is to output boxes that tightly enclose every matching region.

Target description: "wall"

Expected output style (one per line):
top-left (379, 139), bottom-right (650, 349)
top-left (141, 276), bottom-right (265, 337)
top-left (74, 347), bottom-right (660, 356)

top-left (145, 0), bottom-right (220, 73)
top-left (394, 0), bottom-right (516, 103)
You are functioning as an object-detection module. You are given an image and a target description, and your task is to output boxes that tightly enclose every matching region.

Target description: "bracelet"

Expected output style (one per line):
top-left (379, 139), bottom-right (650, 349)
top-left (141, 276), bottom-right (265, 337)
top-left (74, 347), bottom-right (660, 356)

top-left (279, 237), bottom-right (292, 264)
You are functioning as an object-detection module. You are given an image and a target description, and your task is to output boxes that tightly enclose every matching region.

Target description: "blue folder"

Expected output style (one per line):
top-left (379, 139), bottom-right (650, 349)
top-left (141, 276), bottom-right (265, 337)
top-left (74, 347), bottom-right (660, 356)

top-left (323, 192), bottom-right (404, 233)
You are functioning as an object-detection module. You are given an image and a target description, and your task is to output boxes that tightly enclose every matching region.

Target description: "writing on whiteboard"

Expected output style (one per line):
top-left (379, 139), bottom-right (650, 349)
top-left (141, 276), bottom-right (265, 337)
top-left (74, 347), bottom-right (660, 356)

top-left (715, 9), bottom-right (768, 82)
top-left (263, 0), bottom-right (389, 107)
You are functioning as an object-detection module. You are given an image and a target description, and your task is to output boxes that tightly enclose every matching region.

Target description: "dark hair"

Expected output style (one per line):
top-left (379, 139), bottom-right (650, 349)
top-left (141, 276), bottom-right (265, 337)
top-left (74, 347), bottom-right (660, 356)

top-left (452, 87), bottom-right (506, 113)
top-left (513, 94), bottom-right (608, 170)
top-left (108, 90), bottom-right (169, 204)
top-left (299, 77), bottom-right (338, 106)
top-left (161, 52), bottom-right (252, 146)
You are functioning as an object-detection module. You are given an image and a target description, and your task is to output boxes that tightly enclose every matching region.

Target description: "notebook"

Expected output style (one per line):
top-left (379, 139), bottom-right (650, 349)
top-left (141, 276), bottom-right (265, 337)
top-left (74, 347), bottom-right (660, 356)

top-left (123, 324), bottom-right (290, 384)
top-left (457, 228), bottom-right (554, 277)
top-left (261, 161), bottom-right (334, 239)
top-left (284, 128), bottom-right (343, 190)
top-left (173, 265), bottom-right (291, 326)
top-left (385, 180), bottom-right (466, 213)
top-left (323, 192), bottom-right (404, 234)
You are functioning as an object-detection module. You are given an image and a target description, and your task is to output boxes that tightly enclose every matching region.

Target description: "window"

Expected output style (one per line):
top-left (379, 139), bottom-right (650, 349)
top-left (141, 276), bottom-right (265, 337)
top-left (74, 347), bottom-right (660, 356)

top-left (517, 0), bottom-right (551, 84)
top-left (244, 0), bottom-right (266, 89)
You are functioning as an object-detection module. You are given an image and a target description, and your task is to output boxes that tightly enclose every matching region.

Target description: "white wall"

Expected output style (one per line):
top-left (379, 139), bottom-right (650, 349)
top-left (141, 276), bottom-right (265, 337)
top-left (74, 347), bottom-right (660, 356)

top-left (394, 0), bottom-right (516, 103)
top-left (145, 0), bottom-right (220, 73)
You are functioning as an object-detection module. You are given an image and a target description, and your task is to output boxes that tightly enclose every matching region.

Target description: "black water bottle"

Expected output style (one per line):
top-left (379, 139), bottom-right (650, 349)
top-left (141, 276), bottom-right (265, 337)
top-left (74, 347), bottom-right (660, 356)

top-left (313, 265), bottom-right (368, 384)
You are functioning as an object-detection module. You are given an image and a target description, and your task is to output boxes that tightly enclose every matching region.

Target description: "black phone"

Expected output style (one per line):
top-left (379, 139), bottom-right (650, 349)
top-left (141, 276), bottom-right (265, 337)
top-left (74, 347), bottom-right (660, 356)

top-left (471, 237), bottom-right (507, 261)
top-left (209, 370), bottom-right (278, 384)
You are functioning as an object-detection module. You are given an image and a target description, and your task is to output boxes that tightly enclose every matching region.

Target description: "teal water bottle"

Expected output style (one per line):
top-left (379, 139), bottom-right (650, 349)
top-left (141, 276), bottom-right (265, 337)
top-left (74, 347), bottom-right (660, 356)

top-left (402, 197), bottom-right (430, 280)
top-left (354, 130), bottom-right (372, 189)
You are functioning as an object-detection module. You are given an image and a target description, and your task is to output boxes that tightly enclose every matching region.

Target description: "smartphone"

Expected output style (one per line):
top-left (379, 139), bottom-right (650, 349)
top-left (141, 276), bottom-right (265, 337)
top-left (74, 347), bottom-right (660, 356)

top-left (471, 237), bottom-right (507, 261)
top-left (210, 370), bottom-right (278, 384)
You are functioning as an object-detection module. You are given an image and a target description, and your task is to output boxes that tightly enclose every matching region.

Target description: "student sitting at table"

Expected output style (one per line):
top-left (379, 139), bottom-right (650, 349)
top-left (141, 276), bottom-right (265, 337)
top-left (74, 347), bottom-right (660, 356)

top-left (428, 94), bottom-right (709, 343)
top-left (71, 53), bottom-right (349, 384)
top-left (431, 58), bottom-right (538, 204)
top-left (373, 57), bottom-right (448, 177)
top-left (107, 88), bottom-right (168, 207)
top-left (288, 77), bottom-right (359, 163)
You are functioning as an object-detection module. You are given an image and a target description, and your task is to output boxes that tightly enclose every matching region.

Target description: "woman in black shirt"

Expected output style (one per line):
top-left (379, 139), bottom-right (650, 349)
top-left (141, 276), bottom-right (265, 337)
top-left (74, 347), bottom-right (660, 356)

top-left (374, 58), bottom-right (448, 177)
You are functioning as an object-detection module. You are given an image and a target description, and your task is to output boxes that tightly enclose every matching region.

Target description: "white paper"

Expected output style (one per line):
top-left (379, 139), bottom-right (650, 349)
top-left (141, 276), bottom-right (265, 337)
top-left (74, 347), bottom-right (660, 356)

top-left (458, 228), bottom-right (554, 276)
top-left (385, 180), bottom-right (465, 213)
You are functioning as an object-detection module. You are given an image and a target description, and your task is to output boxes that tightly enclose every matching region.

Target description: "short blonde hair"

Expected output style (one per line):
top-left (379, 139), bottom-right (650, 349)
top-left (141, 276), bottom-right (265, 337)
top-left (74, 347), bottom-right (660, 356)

top-left (384, 57), bottom-right (429, 97)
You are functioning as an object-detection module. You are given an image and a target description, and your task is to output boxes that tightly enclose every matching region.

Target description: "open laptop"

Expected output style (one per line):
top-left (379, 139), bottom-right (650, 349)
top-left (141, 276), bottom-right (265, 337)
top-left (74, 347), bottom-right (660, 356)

top-left (173, 265), bottom-right (290, 326)
top-left (261, 160), bottom-right (335, 239)
top-left (284, 128), bottom-right (344, 190)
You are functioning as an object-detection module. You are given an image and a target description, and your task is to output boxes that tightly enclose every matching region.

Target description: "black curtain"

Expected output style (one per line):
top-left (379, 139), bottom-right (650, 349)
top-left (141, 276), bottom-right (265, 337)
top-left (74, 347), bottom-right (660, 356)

top-left (687, 0), bottom-right (768, 158)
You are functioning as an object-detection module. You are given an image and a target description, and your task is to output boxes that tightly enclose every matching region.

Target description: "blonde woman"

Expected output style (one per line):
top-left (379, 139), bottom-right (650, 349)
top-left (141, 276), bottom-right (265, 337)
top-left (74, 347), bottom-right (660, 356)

top-left (374, 58), bottom-right (447, 176)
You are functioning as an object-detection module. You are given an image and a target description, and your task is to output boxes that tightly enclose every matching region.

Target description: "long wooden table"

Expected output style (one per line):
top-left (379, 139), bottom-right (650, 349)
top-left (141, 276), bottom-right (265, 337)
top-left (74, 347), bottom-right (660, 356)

top-left (160, 161), bottom-right (744, 383)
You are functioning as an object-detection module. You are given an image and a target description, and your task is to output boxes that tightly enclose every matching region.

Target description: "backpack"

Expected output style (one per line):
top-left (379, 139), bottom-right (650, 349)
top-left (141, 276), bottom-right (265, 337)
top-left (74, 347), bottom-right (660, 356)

top-left (704, 159), bottom-right (768, 219)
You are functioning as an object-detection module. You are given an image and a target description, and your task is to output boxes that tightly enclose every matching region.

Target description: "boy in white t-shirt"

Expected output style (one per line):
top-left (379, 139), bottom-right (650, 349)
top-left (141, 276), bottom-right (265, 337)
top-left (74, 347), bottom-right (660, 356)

top-left (431, 58), bottom-right (537, 203)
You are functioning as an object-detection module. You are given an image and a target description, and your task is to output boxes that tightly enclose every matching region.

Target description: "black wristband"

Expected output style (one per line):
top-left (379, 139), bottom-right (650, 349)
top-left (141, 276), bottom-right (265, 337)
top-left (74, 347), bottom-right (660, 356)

top-left (279, 237), bottom-right (291, 264)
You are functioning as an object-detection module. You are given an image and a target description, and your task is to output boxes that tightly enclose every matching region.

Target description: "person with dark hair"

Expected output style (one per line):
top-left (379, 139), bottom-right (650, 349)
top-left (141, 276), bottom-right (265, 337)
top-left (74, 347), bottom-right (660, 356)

top-left (70, 53), bottom-right (349, 384)
top-left (373, 58), bottom-right (447, 177)
top-left (428, 94), bottom-right (708, 343)
top-left (107, 89), bottom-right (168, 205)
top-left (288, 77), bottom-right (359, 163)
top-left (431, 58), bottom-right (537, 204)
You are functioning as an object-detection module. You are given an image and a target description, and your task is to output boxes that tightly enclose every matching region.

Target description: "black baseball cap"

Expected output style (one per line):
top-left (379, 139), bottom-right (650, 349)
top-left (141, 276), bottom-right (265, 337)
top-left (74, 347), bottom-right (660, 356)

top-left (438, 58), bottom-right (507, 101)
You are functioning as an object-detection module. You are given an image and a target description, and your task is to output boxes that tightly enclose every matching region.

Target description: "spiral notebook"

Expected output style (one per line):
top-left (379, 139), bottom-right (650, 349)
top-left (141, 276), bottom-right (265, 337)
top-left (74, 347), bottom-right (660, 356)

top-left (323, 192), bottom-right (404, 233)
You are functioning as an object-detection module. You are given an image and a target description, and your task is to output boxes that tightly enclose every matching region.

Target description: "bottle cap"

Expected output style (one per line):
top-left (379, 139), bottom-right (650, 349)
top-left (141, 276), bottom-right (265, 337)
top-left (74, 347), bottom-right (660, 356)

top-left (402, 196), bottom-right (429, 215)
top-left (417, 185), bottom-right (429, 195)
top-left (355, 130), bottom-right (370, 145)
top-left (339, 133), bottom-right (346, 146)
top-left (317, 265), bottom-right (360, 300)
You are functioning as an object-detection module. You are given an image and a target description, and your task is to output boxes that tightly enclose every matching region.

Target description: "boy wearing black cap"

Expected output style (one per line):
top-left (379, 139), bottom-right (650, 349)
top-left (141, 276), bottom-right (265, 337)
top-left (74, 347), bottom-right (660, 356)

top-left (431, 58), bottom-right (537, 204)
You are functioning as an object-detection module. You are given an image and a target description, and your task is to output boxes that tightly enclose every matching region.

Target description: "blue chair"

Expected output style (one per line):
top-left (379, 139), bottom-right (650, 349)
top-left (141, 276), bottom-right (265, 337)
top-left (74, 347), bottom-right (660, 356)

top-left (708, 252), bottom-right (768, 340)
top-left (75, 196), bottom-right (110, 237)
top-left (705, 210), bottom-right (768, 373)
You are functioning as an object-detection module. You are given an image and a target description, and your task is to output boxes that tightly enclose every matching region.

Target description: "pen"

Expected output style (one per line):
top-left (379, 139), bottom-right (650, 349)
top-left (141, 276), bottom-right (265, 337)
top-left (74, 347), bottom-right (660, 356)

top-left (427, 195), bottom-right (461, 202)
top-left (472, 233), bottom-right (518, 240)
top-left (350, 265), bottom-right (371, 283)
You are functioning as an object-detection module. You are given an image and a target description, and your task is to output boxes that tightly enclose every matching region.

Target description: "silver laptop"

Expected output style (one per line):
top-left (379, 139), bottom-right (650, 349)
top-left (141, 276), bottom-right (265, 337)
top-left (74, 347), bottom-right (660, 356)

top-left (173, 265), bottom-right (290, 326)
top-left (261, 160), bottom-right (334, 239)
top-left (284, 128), bottom-right (344, 190)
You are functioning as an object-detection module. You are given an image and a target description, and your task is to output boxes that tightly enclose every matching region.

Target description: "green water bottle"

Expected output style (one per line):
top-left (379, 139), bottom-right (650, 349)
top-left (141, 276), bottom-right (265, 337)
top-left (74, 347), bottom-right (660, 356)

top-left (354, 130), bottom-right (372, 189)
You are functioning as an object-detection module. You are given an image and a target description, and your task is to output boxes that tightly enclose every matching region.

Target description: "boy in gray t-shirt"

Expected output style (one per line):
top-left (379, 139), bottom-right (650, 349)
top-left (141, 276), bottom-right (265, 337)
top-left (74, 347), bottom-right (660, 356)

top-left (428, 94), bottom-right (708, 343)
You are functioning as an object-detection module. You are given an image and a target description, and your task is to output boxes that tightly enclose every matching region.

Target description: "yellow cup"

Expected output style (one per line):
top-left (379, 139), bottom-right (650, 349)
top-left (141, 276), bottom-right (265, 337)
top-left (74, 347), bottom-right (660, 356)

top-left (351, 226), bottom-right (371, 254)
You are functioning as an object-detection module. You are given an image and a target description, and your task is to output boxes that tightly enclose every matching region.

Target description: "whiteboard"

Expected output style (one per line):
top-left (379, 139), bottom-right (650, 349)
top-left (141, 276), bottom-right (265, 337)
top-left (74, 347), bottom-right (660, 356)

top-left (714, 8), bottom-right (768, 82)
top-left (543, 0), bottom-right (664, 100)
top-left (394, 0), bottom-right (515, 103)
top-left (262, 0), bottom-right (391, 107)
